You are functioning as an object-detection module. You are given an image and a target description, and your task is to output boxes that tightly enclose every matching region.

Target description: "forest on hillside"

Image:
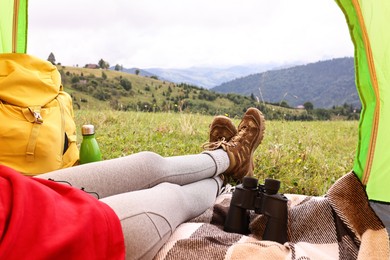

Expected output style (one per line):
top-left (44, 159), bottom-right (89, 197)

top-left (212, 57), bottom-right (360, 109)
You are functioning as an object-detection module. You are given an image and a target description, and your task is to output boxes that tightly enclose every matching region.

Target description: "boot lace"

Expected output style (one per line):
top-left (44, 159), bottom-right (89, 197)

top-left (202, 126), bottom-right (248, 150)
top-left (227, 126), bottom-right (247, 147)
top-left (202, 137), bottom-right (228, 151)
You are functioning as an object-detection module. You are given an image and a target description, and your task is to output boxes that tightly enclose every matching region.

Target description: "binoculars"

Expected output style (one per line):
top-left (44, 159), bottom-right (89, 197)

top-left (224, 176), bottom-right (288, 244)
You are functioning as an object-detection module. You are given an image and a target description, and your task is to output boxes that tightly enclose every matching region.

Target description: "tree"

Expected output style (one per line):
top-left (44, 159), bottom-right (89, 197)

top-left (303, 101), bottom-right (314, 110)
top-left (71, 76), bottom-right (80, 83)
top-left (120, 78), bottom-right (132, 91)
top-left (250, 93), bottom-right (256, 101)
top-left (98, 59), bottom-right (109, 69)
top-left (135, 69), bottom-right (140, 75)
top-left (280, 101), bottom-right (290, 108)
top-left (114, 64), bottom-right (123, 71)
top-left (47, 52), bottom-right (56, 65)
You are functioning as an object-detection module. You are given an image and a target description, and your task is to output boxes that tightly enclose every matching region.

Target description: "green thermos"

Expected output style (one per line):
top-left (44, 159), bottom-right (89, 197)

top-left (79, 124), bottom-right (102, 164)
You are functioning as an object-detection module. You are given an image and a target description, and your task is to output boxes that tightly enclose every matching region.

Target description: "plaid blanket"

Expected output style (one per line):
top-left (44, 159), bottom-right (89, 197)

top-left (155, 172), bottom-right (389, 260)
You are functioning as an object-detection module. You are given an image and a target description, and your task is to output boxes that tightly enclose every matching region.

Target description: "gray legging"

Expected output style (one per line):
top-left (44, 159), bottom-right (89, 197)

top-left (370, 201), bottom-right (390, 238)
top-left (36, 149), bottom-right (229, 259)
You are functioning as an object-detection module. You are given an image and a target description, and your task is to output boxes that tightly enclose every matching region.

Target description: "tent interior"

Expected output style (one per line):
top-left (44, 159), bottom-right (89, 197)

top-left (1, 0), bottom-right (389, 259)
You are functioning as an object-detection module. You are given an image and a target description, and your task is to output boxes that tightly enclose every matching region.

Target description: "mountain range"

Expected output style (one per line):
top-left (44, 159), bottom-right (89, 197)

top-left (120, 63), bottom-right (287, 89)
top-left (119, 57), bottom-right (359, 109)
top-left (211, 57), bottom-right (358, 109)
top-left (145, 64), bottom-right (284, 88)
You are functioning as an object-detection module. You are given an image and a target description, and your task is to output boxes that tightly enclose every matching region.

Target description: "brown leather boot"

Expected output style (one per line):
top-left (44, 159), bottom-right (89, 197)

top-left (221, 108), bottom-right (265, 181)
top-left (202, 115), bottom-right (237, 151)
top-left (209, 116), bottom-right (237, 142)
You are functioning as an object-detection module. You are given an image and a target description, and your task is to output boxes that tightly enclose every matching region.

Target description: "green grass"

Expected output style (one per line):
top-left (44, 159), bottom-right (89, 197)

top-left (258, 120), bottom-right (357, 195)
top-left (74, 110), bottom-right (358, 196)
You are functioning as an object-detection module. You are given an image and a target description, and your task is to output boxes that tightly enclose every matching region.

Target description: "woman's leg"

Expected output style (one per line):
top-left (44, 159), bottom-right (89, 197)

top-left (100, 177), bottom-right (222, 260)
top-left (36, 149), bottom-right (229, 198)
top-left (370, 201), bottom-right (390, 237)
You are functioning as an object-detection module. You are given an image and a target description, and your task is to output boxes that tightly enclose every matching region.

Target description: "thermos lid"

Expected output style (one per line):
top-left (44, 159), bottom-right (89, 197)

top-left (81, 124), bottom-right (95, 135)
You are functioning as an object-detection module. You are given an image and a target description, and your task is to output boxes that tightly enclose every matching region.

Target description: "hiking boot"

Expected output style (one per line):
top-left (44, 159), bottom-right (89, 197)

top-left (221, 108), bottom-right (265, 181)
top-left (209, 116), bottom-right (237, 143)
top-left (202, 116), bottom-right (237, 152)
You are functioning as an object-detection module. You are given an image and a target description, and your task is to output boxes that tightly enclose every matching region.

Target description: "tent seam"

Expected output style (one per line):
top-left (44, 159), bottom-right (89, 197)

top-left (352, 0), bottom-right (380, 185)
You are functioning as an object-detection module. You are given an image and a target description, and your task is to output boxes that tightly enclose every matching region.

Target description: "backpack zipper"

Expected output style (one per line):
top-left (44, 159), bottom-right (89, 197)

top-left (57, 95), bottom-right (66, 162)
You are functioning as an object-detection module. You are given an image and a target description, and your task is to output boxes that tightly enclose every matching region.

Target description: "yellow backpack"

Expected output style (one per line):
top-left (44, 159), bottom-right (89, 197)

top-left (0, 53), bottom-right (79, 176)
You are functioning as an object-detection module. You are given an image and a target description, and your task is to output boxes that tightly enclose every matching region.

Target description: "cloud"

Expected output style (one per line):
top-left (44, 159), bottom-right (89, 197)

top-left (27, 0), bottom-right (354, 68)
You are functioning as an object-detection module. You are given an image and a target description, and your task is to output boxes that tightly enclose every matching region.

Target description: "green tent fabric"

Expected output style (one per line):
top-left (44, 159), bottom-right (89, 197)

top-left (0, 0), bottom-right (28, 53)
top-left (335, 0), bottom-right (390, 203)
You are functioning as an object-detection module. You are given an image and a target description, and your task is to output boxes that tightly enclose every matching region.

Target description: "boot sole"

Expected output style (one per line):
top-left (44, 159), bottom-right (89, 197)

top-left (242, 108), bottom-right (266, 176)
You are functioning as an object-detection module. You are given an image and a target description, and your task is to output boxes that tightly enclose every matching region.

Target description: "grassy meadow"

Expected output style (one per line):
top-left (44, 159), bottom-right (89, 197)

top-left (75, 110), bottom-right (358, 196)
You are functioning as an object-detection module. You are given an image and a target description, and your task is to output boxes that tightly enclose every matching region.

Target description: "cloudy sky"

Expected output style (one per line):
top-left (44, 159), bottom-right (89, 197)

top-left (27, 0), bottom-right (354, 69)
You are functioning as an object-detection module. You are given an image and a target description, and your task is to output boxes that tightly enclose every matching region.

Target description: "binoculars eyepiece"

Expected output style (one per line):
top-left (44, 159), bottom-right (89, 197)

top-left (224, 176), bottom-right (288, 244)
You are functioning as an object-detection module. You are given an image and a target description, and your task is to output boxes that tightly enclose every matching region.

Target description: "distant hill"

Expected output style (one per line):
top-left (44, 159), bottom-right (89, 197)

top-left (115, 67), bottom-right (157, 78)
top-left (58, 62), bottom-right (360, 121)
top-left (58, 65), bottom-right (271, 117)
top-left (144, 63), bottom-right (283, 89)
top-left (211, 57), bottom-right (359, 109)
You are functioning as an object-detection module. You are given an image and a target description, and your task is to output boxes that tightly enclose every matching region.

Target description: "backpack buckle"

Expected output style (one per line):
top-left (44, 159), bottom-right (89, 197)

top-left (33, 111), bottom-right (43, 124)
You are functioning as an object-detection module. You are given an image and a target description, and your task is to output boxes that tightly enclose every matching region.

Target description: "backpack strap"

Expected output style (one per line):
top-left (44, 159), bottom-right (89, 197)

top-left (23, 106), bottom-right (43, 161)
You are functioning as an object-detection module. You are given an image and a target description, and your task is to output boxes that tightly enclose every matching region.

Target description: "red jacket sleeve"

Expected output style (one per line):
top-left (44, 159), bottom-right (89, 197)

top-left (0, 165), bottom-right (125, 260)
